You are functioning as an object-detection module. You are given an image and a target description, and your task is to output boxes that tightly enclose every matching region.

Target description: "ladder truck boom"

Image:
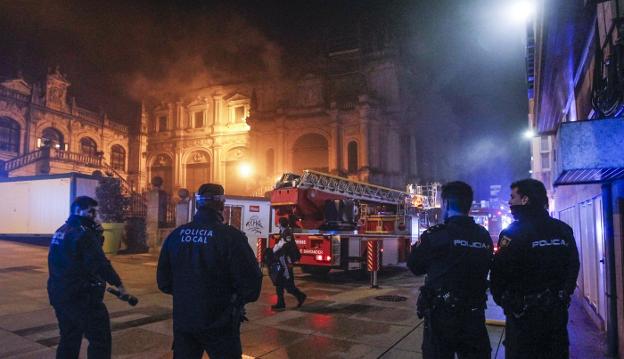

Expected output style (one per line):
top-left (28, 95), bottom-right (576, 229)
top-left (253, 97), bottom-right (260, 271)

top-left (262, 170), bottom-right (413, 275)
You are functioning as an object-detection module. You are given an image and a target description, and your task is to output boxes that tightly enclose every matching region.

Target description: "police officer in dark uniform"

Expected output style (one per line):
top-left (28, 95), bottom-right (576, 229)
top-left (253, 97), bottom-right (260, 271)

top-left (408, 181), bottom-right (493, 359)
top-left (157, 183), bottom-right (262, 359)
top-left (48, 196), bottom-right (127, 359)
top-left (491, 179), bottom-right (580, 359)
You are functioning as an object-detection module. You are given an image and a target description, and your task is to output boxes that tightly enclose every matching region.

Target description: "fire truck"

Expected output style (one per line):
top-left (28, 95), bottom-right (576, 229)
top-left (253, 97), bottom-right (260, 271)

top-left (406, 182), bottom-right (442, 239)
top-left (259, 170), bottom-right (413, 275)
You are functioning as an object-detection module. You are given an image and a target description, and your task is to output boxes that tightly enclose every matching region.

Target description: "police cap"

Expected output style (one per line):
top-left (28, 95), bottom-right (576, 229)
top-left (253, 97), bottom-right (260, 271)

top-left (196, 183), bottom-right (225, 203)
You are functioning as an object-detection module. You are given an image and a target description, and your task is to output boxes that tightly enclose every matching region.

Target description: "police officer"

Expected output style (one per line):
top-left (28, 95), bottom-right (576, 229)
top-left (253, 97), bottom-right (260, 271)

top-left (48, 196), bottom-right (127, 359)
top-left (408, 181), bottom-right (493, 359)
top-left (157, 183), bottom-right (262, 359)
top-left (271, 216), bottom-right (306, 310)
top-left (491, 179), bottom-right (580, 359)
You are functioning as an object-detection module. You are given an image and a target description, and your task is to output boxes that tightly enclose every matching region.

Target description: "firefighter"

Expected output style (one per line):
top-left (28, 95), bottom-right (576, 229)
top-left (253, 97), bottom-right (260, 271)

top-left (157, 183), bottom-right (262, 359)
top-left (491, 179), bottom-right (580, 359)
top-left (47, 196), bottom-right (127, 359)
top-left (408, 181), bottom-right (493, 359)
top-left (271, 216), bottom-right (306, 310)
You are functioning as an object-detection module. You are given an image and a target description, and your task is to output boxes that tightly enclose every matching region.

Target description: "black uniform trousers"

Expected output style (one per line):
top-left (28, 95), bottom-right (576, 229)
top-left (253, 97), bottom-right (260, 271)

top-left (504, 303), bottom-right (569, 359)
top-left (422, 305), bottom-right (491, 359)
top-left (173, 329), bottom-right (242, 359)
top-left (53, 300), bottom-right (111, 359)
top-left (275, 268), bottom-right (304, 305)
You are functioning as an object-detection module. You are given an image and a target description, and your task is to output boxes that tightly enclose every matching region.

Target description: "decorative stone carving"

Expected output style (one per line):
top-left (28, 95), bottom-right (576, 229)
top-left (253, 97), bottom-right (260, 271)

top-left (154, 155), bottom-right (171, 167)
top-left (192, 151), bottom-right (207, 163)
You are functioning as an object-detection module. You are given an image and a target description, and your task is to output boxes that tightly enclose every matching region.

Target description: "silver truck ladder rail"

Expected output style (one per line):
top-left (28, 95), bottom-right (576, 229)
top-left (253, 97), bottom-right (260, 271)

top-left (296, 170), bottom-right (409, 204)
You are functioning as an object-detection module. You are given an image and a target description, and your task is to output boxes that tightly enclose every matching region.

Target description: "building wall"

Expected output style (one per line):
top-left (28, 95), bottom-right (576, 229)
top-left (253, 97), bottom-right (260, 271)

top-left (529, 0), bottom-right (624, 352)
top-left (555, 184), bottom-right (606, 328)
top-left (0, 70), bottom-right (131, 179)
top-left (611, 179), bottom-right (624, 354)
top-left (144, 85), bottom-right (252, 196)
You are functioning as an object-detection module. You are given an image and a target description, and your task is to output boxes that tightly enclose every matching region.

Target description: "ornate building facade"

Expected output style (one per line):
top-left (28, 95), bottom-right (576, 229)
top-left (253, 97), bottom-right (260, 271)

top-left (142, 84), bottom-right (253, 196)
top-left (142, 29), bottom-right (419, 196)
top-left (1, 27), bottom-right (419, 197)
top-left (0, 69), bottom-right (134, 186)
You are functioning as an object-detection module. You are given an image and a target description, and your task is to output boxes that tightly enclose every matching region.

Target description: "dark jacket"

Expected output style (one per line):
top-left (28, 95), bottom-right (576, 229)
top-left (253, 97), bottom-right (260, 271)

top-left (408, 216), bottom-right (493, 308)
top-left (273, 226), bottom-right (300, 263)
top-left (47, 215), bottom-right (122, 306)
top-left (156, 208), bottom-right (262, 332)
top-left (490, 207), bottom-right (580, 306)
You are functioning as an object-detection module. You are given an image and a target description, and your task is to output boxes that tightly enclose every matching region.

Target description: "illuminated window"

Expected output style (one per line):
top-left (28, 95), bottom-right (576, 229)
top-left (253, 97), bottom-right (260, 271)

top-left (0, 117), bottom-right (20, 153)
top-left (234, 106), bottom-right (245, 123)
top-left (41, 127), bottom-right (64, 149)
top-left (194, 111), bottom-right (204, 128)
top-left (347, 141), bottom-right (358, 173)
top-left (80, 137), bottom-right (98, 156)
top-left (159, 116), bottom-right (168, 131)
top-left (111, 145), bottom-right (126, 171)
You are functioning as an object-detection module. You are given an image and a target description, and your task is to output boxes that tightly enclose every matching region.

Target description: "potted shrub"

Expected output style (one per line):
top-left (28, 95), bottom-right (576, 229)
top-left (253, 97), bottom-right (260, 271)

top-left (95, 176), bottom-right (126, 254)
top-left (122, 217), bottom-right (149, 254)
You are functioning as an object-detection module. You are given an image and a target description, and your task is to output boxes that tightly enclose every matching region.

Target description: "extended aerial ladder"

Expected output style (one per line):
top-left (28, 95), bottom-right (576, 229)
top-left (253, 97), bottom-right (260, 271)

top-left (261, 170), bottom-right (413, 276)
top-left (406, 182), bottom-right (443, 237)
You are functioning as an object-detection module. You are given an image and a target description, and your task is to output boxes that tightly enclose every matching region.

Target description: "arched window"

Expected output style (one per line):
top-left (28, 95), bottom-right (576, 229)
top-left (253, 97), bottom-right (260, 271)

top-left (159, 116), bottom-right (168, 131)
top-left (40, 127), bottom-right (65, 149)
top-left (80, 137), bottom-right (98, 156)
top-left (292, 133), bottom-right (328, 173)
top-left (0, 117), bottom-right (20, 153)
top-left (265, 149), bottom-right (275, 177)
top-left (347, 141), bottom-right (358, 174)
top-left (194, 111), bottom-right (204, 128)
top-left (111, 145), bottom-right (126, 171)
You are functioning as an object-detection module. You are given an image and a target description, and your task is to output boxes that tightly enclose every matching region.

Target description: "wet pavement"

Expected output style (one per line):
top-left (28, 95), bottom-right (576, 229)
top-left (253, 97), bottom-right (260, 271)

top-left (0, 240), bottom-right (608, 358)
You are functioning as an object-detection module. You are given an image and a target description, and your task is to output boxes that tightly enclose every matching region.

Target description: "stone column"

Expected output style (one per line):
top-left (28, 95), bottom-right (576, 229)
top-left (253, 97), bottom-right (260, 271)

top-left (212, 145), bottom-right (224, 184)
top-left (359, 120), bottom-right (370, 170)
top-left (213, 94), bottom-right (223, 127)
top-left (358, 96), bottom-right (371, 174)
top-left (176, 189), bottom-right (191, 227)
top-left (146, 188), bottom-right (164, 250)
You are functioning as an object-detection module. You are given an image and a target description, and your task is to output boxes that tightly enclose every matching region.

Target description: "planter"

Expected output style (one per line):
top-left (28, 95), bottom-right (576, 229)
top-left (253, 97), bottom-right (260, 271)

top-left (102, 222), bottom-right (125, 255)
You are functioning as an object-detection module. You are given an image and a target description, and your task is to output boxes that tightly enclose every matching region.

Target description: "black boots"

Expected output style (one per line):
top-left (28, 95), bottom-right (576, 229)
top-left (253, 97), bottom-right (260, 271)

top-left (272, 292), bottom-right (306, 310)
top-left (271, 302), bottom-right (286, 310)
top-left (296, 293), bottom-right (307, 308)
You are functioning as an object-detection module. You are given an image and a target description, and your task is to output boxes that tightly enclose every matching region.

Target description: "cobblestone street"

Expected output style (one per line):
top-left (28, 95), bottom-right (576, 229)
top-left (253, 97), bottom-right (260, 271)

top-left (0, 240), bottom-right (606, 358)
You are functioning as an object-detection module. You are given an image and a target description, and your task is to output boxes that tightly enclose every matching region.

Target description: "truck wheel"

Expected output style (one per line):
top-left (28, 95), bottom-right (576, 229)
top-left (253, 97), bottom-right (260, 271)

top-left (301, 266), bottom-right (331, 276)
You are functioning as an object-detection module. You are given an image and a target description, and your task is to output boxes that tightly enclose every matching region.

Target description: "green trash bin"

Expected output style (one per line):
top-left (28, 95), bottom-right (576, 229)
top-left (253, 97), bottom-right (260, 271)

top-left (102, 222), bottom-right (125, 255)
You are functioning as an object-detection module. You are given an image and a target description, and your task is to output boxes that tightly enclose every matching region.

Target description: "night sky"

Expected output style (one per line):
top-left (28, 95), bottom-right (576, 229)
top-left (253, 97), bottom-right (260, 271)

top-left (0, 0), bottom-right (529, 200)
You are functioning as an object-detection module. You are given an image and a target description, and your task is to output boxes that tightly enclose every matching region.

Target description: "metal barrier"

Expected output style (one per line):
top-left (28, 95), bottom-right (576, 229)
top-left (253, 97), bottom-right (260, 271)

top-left (256, 237), bottom-right (267, 266)
top-left (366, 240), bottom-right (381, 288)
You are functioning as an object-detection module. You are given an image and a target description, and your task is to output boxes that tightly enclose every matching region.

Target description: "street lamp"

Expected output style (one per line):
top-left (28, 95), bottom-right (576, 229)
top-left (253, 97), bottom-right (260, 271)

top-left (238, 162), bottom-right (253, 178)
top-left (507, 1), bottom-right (536, 24)
top-left (523, 128), bottom-right (536, 139)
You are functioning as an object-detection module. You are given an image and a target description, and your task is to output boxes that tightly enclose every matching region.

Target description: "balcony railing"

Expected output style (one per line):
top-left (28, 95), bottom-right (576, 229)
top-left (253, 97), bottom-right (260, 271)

top-left (0, 86), bottom-right (30, 103)
top-left (2, 148), bottom-right (47, 172)
top-left (51, 148), bottom-right (102, 167)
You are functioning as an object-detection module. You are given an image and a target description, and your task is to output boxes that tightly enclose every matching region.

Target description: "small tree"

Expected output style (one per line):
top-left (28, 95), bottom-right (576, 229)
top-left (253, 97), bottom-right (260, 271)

top-left (123, 217), bottom-right (149, 253)
top-left (95, 177), bottom-right (126, 223)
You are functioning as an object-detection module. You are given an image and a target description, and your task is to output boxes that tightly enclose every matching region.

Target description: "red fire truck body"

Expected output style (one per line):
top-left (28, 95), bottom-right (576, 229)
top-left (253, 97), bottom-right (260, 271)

top-left (261, 171), bottom-right (413, 273)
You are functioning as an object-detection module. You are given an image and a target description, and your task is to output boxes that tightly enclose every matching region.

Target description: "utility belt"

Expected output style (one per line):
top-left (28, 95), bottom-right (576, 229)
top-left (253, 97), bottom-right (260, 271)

top-left (209, 294), bottom-right (249, 336)
top-left (416, 286), bottom-right (485, 319)
top-left (503, 288), bottom-right (569, 319)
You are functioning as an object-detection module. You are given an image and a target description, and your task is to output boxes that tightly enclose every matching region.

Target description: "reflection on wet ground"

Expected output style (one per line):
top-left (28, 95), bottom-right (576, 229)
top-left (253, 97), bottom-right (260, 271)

top-left (0, 240), bottom-right (604, 358)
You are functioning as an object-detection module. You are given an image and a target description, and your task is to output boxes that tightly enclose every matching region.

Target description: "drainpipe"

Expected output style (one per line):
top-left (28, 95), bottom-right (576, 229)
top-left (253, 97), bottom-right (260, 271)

top-left (602, 183), bottom-right (619, 357)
